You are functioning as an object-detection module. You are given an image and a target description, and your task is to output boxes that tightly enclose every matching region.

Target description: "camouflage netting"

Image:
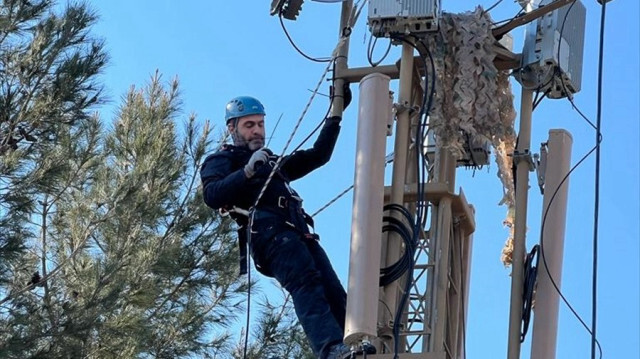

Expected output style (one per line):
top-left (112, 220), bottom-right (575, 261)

top-left (424, 7), bottom-right (517, 266)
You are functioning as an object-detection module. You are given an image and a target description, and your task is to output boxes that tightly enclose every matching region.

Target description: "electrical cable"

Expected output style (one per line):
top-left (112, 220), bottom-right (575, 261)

top-left (532, 89), bottom-right (550, 111)
top-left (482, 0), bottom-right (505, 16)
top-left (279, 12), bottom-right (333, 63)
top-left (591, 1), bottom-right (607, 356)
top-left (492, 7), bottom-right (525, 26)
top-left (379, 205), bottom-right (416, 286)
top-left (366, 26), bottom-right (393, 67)
top-left (288, 93), bottom-right (333, 154)
top-left (310, 184), bottom-right (353, 218)
top-left (288, 57), bottom-right (352, 155)
top-left (266, 113), bottom-right (284, 147)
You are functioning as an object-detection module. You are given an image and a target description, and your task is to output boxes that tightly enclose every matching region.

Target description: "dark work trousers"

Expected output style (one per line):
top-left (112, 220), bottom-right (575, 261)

top-left (250, 223), bottom-right (347, 359)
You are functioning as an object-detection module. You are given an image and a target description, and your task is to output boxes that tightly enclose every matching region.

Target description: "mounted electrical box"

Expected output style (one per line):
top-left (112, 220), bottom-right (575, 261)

top-left (368, 0), bottom-right (441, 37)
top-left (425, 131), bottom-right (491, 169)
top-left (457, 135), bottom-right (491, 168)
top-left (516, 0), bottom-right (586, 99)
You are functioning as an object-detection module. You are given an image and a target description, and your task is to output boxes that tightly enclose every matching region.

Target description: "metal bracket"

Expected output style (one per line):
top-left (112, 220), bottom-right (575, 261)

top-left (392, 101), bottom-right (414, 115)
top-left (270, 0), bottom-right (304, 20)
top-left (535, 142), bottom-right (548, 194)
top-left (512, 149), bottom-right (536, 172)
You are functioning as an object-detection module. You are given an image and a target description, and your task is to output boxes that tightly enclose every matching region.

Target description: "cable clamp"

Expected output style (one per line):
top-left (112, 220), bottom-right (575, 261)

top-left (511, 149), bottom-right (536, 172)
top-left (392, 101), bottom-right (416, 115)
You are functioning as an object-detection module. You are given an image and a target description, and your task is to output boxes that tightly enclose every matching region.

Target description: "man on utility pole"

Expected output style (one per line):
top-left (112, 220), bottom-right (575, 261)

top-left (200, 93), bottom-right (353, 359)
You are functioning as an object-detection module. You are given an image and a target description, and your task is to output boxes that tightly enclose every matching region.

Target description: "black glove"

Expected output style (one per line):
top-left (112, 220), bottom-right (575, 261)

top-left (343, 82), bottom-right (352, 110)
top-left (331, 82), bottom-right (352, 110)
top-left (244, 148), bottom-right (272, 178)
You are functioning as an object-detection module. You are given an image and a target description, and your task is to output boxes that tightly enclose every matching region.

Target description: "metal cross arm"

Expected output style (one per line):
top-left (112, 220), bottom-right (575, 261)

top-left (492, 0), bottom-right (577, 40)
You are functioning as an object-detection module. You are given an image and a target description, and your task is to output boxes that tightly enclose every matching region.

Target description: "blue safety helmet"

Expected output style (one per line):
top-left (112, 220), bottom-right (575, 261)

top-left (225, 96), bottom-right (266, 124)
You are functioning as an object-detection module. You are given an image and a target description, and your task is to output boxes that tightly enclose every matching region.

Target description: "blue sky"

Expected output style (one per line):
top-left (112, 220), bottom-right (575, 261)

top-left (90, 1), bottom-right (639, 358)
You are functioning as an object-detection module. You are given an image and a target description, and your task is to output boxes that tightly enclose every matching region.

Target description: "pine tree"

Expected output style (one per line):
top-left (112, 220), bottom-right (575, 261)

top-left (2, 71), bottom-right (315, 358)
top-left (0, 0), bottom-right (106, 298)
top-left (234, 289), bottom-right (315, 359)
top-left (1, 72), bottom-right (245, 358)
top-left (1, 2), bottom-right (321, 357)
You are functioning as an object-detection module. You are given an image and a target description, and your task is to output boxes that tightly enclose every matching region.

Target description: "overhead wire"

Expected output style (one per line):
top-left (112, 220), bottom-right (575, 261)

top-left (530, 1), bottom-right (605, 357)
top-left (482, 0), bottom-right (505, 16)
top-left (286, 59), bottom-right (340, 155)
top-left (310, 184), bottom-right (353, 218)
top-left (279, 11), bottom-right (333, 63)
top-left (492, 7), bottom-right (525, 26)
top-left (591, 1), bottom-right (607, 357)
top-left (266, 113), bottom-right (284, 147)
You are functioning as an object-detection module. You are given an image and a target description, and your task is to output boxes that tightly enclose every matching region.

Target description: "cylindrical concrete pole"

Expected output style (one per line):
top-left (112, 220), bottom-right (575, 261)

top-left (530, 129), bottom-right (573, 359)
top-left (507, 88), bottom-right (534, 359)
top-left (344, 73), bottom-right (391, 345)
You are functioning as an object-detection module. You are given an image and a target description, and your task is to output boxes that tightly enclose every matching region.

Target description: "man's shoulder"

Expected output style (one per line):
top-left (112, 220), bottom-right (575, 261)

top-left (203, 144), bottom-right (244, 162)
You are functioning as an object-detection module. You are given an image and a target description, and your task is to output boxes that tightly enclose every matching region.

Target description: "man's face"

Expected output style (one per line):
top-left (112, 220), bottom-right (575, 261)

top-left (228, 114), bottom-right (265, 151)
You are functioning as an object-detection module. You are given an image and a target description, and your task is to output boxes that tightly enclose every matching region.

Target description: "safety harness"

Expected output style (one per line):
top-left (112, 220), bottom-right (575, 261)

top-left (220, 195), bottom-right (318, 275)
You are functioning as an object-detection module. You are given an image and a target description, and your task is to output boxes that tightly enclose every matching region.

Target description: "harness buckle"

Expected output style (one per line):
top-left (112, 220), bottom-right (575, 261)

top-left (277, 196), bottom-right (288, 209)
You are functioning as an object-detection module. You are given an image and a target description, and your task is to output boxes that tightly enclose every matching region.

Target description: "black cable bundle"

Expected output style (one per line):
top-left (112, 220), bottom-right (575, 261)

top-left (521, 244), bottom-right (540, 342)
top-left (379, 204), bottom-right (417, 286)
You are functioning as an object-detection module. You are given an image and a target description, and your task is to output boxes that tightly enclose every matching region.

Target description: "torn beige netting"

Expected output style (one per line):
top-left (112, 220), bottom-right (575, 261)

top-left (424, 7), bottom-right (517, 266)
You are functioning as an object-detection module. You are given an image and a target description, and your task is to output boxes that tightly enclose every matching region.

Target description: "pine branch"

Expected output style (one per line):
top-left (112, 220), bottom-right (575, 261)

top-left (0, 208), bottom-right (113, 306)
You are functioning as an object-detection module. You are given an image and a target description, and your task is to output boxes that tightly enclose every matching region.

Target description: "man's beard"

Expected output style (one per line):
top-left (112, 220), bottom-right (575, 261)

top-left (232, 131), bottom-right (264, 151)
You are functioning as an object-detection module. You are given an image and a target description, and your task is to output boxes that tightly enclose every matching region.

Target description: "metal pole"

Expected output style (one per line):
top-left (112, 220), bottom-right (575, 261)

top-left (448, 224), bottom-right (462, 359)
top-left (330, 0), bottom-right (353, 118)
top-left (458, 210), bottom-right (475, 359)
top-left (345, 73), bottom-right (391, 345)
top-left (530, 129), bottom-right (573, 359)
top-left (380, 41), bottom-right (415, 345)
top-left (432, 197), bottom-right (453, 352)
top-left (507, 88), bottom-right (534, 359)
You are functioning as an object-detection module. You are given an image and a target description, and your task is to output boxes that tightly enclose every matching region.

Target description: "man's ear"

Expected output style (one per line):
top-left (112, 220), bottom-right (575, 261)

top-left (227, 123), bottom-right (234, 133)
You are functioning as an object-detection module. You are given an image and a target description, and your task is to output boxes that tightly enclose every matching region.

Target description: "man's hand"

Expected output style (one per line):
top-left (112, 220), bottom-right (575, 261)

top-left (343, 82), bottom-right (352, 110)
top-left (244, 148), bottom-right (272, 178)
top-left (330, 82), bottom-right (352, 111)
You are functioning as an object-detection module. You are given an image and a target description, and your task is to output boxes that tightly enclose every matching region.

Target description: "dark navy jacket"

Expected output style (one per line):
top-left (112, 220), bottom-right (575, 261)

top-left (200, 117), bottom-right (342, 272)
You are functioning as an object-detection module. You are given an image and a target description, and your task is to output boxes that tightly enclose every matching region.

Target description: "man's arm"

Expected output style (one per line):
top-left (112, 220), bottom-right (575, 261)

top-left (280, 116), bottom-right (341, 181)
top-left (200, 152), bottom-right (247, 209)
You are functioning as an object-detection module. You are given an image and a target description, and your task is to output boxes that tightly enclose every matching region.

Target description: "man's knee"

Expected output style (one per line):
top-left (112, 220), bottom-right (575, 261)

top-left (282, 264), bottom-right (322, 294)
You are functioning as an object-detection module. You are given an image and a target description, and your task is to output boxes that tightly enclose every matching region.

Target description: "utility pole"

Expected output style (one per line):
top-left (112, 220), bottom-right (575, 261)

top-left (329, 0), bottom-right (353, 119)
top-left (288, 0), bottom-right (587, 358)
top-left (506, 87), bottom-right (534, 359)
top-left (379, 40), bottom-right (415, 349)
